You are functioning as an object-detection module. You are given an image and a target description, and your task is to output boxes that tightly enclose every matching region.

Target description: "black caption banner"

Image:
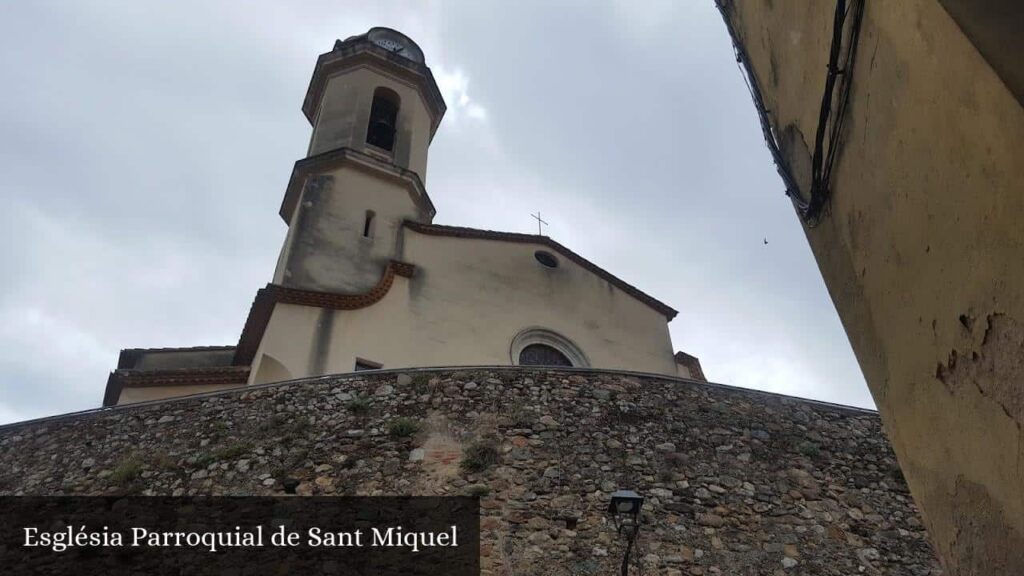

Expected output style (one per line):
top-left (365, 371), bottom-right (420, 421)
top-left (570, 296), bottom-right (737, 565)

top-left (0, 496), bottom-right (479, 575)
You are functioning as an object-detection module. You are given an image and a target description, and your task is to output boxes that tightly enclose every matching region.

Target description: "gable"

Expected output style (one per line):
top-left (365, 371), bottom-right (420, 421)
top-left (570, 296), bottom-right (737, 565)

top-left (402, 221), bottom-right (678, 320)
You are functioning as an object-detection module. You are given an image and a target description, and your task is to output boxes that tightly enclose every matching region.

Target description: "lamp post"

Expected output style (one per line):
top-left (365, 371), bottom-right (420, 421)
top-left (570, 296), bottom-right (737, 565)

top-left (608, 490), bottom-right (644, 576)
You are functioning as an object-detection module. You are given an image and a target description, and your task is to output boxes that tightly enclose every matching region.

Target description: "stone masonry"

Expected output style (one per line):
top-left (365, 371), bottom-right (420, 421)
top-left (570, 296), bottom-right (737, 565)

top-left (0, 368), bottom-right (941, 575)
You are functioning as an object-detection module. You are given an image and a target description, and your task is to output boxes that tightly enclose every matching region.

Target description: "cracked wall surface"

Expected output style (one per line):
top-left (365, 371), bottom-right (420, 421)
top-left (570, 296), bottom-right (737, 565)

top-left (720, 0), bottom-right (1024, 573)
top-left (937, 314), bottom-right (1024, 427)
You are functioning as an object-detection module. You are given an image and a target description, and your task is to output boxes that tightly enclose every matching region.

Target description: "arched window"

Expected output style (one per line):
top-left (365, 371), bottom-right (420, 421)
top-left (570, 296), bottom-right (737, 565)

top-left (510, 328), bottom-right (589, 368)
top-left (519, 343), bottom-right (572, 367)
top-left (366, 87), bottom-right (400, 152)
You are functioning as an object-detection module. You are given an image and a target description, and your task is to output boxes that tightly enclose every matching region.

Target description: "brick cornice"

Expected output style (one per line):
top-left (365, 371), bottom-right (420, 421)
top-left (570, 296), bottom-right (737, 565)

top-left (103, 366), bottom-right (250, 407)
top-left (233, 260), bottom-right (416, 367)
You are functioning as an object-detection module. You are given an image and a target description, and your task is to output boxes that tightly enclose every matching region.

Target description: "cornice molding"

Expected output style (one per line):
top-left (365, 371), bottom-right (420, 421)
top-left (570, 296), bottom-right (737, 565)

top-left (279, 147), bottom-right (435, 224)
top-left (233, 260), bottom-right (416, 366)
top-left (104, 255), bottom-right (413, 406)
top-left (102, 366), bottom-right (250, 407)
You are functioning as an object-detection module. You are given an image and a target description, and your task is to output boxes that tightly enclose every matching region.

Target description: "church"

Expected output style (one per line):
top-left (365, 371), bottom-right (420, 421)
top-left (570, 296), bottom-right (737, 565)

top-left (103, 28), bottom-right (705, 407)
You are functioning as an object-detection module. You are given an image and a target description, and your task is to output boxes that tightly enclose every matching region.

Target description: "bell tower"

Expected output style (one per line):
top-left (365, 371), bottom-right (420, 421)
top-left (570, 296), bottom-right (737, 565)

top-left (272, 28), bottom-right (446, 294)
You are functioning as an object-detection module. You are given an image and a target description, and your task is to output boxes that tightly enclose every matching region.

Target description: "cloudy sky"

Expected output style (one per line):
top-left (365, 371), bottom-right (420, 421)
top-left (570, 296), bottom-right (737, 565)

top-left (0, 0), bottom-right (871, 424)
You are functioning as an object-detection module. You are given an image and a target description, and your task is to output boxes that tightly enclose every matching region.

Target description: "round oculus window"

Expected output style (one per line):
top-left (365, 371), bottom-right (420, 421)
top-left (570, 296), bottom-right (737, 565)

top-left (534, 250), bottom-right (558, 268)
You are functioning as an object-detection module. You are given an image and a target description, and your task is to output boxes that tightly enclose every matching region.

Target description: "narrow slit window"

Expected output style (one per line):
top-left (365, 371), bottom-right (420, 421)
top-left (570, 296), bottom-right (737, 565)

top-left (363, 210), bottom-right (376, 238)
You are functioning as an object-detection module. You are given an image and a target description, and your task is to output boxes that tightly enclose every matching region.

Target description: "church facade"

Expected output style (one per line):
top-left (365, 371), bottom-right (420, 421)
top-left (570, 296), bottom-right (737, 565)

top-left (103, 28), bottom-right (704, 406)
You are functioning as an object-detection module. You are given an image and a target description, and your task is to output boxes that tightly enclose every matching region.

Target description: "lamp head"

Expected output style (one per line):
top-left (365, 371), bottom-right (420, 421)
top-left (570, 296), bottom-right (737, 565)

top-left (608, 490), bottom-right (644, 517)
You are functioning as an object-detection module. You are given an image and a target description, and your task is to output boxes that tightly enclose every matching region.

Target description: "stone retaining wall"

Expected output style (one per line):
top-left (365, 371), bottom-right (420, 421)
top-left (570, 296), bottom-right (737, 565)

top-left (0, 368), bottom-right (941, 575)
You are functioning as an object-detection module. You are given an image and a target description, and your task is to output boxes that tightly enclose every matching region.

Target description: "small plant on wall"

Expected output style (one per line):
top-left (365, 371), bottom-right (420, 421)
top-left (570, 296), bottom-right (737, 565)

top-left (388, 417), bottom-right (421, 438)
top-left (460, 440), bottom-right (499, 473)
top-left (347, 396), bottom-right (371, 414)
top-left (110, 457), bottom-right (142, 487)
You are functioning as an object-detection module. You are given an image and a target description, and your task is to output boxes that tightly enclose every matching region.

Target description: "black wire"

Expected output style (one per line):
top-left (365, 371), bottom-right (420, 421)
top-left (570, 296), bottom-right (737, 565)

top-left (715, 1), bottom-right (805, 213)
top-left (715, 0), bottom-right (866, 226)
top-left (807, 0), bottom-right (848, 221)
top-left (824, 0), bottom-right (866, 187)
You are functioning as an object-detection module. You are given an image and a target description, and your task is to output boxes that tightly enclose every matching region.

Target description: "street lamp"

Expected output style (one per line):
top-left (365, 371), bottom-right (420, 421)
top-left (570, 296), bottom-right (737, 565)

top-left (607, 490), bottom-right (644, 576)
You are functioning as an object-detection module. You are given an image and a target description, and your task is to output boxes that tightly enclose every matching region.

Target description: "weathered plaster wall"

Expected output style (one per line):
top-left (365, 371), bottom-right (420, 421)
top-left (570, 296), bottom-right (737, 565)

top-left (254, 229), bottom-right (679, 381)
top-left (721, 1), bottom-right (1024, 573)
top-left (0, 368), bottom-right (940, 575)
top-left (272, 167), bottom-right (426, 293)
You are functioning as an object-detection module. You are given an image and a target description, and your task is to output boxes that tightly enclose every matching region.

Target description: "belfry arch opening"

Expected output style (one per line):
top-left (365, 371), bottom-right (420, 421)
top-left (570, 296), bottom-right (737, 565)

top-left (366, 87), bottom-right (400, 152)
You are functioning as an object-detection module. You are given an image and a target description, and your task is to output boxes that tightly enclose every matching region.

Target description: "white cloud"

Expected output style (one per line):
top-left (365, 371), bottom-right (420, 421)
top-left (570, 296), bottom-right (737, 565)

top-left (0, 199), bottom-right (263, 422)
top-left (432, 65), bottom-right (488, 124)
top-left (0, 304), bottom-right (110, 421)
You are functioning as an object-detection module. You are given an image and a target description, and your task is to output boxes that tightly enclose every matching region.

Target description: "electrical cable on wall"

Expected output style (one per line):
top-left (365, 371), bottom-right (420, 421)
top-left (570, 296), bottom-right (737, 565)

top-left (715, 0), bottom-right (866, 226)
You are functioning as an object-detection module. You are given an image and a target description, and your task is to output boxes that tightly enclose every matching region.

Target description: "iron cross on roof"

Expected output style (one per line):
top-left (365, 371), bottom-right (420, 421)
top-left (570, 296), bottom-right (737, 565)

top-left (531, 212), bottom-right (548, 236)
